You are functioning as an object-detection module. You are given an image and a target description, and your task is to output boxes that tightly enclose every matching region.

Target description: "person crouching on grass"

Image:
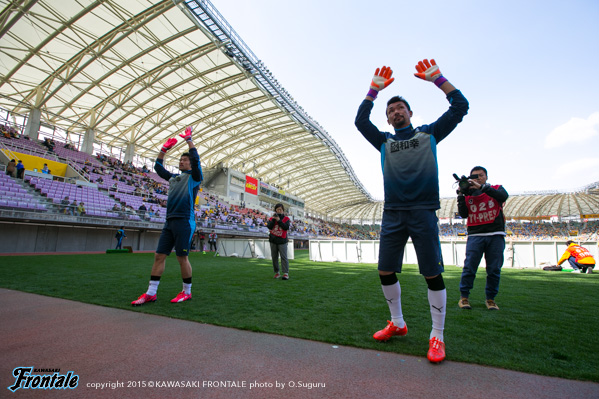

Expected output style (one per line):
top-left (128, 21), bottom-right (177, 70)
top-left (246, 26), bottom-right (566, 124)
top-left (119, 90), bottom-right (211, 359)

top-left (131, 126), bottom-right (203, 305)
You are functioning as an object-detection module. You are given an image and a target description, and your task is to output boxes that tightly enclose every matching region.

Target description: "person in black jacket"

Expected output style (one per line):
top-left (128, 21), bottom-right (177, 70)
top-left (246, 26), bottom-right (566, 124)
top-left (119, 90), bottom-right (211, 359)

top-left (267, 203), bottom-right (291, 280)
top-left (457, 166), bottom-right (509, 311)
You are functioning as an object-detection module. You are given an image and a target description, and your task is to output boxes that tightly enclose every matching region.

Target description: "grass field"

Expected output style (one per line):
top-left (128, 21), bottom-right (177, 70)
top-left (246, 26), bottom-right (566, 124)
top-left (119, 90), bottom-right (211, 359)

top-left (1, 249), bottom-right (597, 382)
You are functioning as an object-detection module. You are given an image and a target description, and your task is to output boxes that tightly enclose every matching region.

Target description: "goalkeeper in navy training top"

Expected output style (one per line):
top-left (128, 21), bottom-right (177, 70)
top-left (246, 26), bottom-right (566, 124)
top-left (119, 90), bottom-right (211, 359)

top-left (355, 59), bottom-right (469, 363)
top-left (131, 126), bottom-right (203, 305)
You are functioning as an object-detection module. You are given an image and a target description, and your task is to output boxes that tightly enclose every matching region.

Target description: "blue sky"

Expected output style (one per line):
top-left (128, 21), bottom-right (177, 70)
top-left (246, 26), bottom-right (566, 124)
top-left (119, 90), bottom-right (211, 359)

top-left (208, 0), bottom-right (599, 199)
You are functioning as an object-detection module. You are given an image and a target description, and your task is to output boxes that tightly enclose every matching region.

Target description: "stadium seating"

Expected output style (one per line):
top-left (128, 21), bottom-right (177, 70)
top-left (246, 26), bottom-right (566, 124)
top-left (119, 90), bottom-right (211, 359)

top-left (27, 177), bottom-right (119, 217)
top-left (0, 174), bottom-right (46, 211)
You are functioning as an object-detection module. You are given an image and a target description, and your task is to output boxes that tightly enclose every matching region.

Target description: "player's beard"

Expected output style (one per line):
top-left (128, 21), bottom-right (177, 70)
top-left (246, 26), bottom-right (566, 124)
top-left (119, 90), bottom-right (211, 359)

top-left (392, 114), bottom-right (409, 129)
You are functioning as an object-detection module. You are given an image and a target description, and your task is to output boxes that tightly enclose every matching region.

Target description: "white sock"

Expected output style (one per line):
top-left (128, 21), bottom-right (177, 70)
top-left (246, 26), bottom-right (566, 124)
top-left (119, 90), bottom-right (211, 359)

top-left (381, 282), bottom-right (405, 328)
top-left (146, 280), bottom-right (160, 296)
top-left (428, 288), bottom-right (446, 341)
top-left (183, 282), bottom-right (192, 295)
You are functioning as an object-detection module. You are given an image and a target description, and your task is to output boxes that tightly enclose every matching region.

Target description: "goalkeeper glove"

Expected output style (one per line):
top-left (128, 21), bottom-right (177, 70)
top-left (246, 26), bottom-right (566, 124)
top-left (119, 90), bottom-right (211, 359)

top-left (179, 126), bottom-right (193, 142)
top-left (414, 59), bottom-right (447, 88)
top-left (160, 137), bottom-right (178, 153)
top-left (367, 66), bottom-right (394, 100)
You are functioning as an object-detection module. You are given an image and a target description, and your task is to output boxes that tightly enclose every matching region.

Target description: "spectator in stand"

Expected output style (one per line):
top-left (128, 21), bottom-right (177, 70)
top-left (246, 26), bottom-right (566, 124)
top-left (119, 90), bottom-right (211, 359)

top-left (558, 241), bottom-right (596, 274)
top-left (71, 199), bottom-right (78, 215)
top-left (77, 201), bottom-right (86, 216)
top-left (16, 160), bottom-right (25, 179)
top-left (61, 196), bottom-right (72, 215)
top-left (96, 176), bottom-right (104, 184)
top-left (6, 159), bottom-right (16, 177)
top-left (42, 138), bottom-right (55, 152)
top-left (42, 163), bottom-right (49, 174)
top-left (138, 203), bottom-right (147, 220)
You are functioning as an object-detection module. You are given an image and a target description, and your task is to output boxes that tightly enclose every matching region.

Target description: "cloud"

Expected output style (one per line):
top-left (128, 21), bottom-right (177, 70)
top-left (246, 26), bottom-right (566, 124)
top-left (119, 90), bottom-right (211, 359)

top-left (545, 112), bottom-right (599, 148)
top-left (553, 157), bottom-right (599, 180)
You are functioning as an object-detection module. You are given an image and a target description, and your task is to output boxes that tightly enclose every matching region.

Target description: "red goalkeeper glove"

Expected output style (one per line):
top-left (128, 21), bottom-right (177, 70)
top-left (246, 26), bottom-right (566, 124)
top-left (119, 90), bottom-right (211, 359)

top-left (179, 126), bottom-right (193, 142)
top-left (160, 137), bottom-right (178, 153)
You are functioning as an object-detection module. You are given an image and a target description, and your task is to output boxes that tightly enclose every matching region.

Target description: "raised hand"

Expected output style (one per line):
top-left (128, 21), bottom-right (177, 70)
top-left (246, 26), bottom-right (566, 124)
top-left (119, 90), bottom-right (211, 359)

top-left (160, 137), bottom-right (178, 153)
top-left (367, 66), bottom-right (395, 100)
top-left (179, 126), bottom-right (193, 142)
top-left (414, 59), bottom-right (447, 87)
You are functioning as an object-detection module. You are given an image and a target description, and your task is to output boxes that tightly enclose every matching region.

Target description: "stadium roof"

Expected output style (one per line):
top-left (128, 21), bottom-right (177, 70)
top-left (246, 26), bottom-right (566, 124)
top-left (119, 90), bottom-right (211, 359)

top-left (0, 0), bottom-right (383, 220)
top-left (0, 0), bottom-right (597, 222)
top-left (438, 182), bottom-right (599, 221)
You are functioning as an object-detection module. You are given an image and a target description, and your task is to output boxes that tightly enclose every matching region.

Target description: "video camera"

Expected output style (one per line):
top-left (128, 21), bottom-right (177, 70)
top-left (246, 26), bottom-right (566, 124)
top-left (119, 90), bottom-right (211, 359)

top-left (453, 173), bottom-right (474, 195)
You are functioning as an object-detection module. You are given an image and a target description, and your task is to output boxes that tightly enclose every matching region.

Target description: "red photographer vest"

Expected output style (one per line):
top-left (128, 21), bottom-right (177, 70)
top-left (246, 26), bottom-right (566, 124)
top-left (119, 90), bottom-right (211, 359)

top-left (270, 216), bottom-right (290, 239)
top-left (465, 185), bottom-right (503, 227)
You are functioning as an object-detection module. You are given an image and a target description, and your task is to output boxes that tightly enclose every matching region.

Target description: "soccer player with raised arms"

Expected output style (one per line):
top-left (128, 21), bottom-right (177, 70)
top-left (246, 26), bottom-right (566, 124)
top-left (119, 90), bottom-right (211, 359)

top-left (131, 126), bottom-right (203, 305)
top-left (355, 59), bottom-right (469, 363)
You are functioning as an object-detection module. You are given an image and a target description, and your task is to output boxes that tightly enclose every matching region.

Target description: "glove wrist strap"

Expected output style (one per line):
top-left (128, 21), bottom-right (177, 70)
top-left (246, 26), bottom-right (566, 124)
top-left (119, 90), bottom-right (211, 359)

top-left (367, 88), bottom-right (379, 100)
top-left (434, 76), bottom-right (448, 88)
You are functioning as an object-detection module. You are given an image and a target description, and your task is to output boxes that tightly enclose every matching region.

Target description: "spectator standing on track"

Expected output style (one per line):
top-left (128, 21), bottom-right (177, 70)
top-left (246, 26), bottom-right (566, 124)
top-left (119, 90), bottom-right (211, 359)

top-left (208, 230), bottom-right (217, 252)
top-left (115, 226), bottom-right (126, 249)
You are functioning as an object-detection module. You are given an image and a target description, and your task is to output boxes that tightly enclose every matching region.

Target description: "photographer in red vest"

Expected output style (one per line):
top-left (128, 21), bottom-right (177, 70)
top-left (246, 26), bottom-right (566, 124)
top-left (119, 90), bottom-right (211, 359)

top-left (457, 166), bottom-right (509, 311)
top-left (267, 203), bottom-right (291, 280)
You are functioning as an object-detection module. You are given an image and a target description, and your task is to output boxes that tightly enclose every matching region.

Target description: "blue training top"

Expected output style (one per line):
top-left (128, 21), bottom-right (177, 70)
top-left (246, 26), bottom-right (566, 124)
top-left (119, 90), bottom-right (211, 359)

top-left (355, 89), bottom-right (469, 210)
top-left (154, 147), bottom-right (203, 220)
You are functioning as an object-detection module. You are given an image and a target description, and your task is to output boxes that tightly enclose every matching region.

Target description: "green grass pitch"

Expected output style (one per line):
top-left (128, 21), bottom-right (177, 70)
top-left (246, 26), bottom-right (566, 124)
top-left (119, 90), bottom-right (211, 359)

top-left (1, 250), bottom-right (597, 382)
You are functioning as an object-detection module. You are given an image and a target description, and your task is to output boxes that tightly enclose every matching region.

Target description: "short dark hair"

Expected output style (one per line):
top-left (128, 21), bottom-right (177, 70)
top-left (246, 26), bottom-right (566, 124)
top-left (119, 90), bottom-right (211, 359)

top-left (386, 96), bottom-right (411, 114)
top-left (274, 203), bottom-right (284, 211)
top-left (470, 166), bottom-right (488, 176)
top-left (181, 152), bottom-right (190, 159)
top-left (566, 240), bottom-right (574, 246)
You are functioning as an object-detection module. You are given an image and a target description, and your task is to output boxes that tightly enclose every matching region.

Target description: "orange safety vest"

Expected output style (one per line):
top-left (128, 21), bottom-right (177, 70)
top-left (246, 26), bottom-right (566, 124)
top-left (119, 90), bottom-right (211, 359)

top-left (558, 244), bottom-right (596, 266)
